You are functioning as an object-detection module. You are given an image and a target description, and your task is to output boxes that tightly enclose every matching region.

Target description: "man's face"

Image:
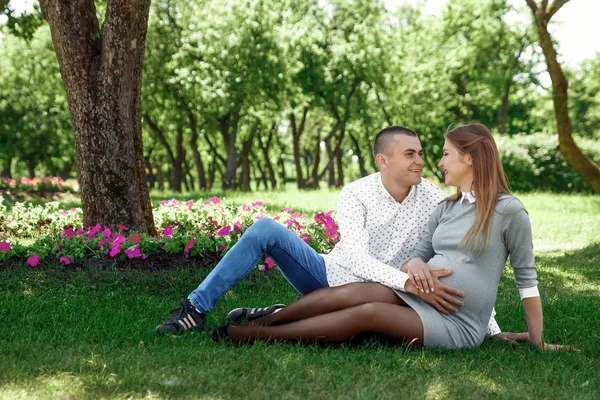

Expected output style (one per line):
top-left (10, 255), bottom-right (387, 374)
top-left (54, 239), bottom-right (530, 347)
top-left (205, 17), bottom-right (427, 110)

top-left (380, 135), bottom-right (424, 187)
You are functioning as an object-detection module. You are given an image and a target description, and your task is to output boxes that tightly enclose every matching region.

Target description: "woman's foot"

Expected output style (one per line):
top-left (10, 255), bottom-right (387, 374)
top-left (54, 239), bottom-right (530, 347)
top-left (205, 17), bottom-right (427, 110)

top-left (210, 325), bottom-right (230, 342)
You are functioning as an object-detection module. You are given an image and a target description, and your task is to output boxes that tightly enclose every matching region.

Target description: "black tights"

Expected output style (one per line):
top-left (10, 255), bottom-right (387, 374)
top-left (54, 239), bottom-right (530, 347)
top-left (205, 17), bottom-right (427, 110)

top-left (226, 282), bottom-right (424, 345)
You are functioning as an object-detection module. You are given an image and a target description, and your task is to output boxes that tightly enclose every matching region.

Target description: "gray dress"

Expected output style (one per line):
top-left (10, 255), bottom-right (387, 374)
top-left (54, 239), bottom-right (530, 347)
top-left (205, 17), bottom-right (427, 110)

top-left (395, 195), bottom-right (538, 349)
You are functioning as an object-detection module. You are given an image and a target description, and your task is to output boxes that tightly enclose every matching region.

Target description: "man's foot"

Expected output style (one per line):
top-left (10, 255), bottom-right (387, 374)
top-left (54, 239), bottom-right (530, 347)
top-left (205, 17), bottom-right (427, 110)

top-left (155, 299), bottom-right (206, 336)
top-left (226, 304), bottom-right (286, 324)
top-left (210, 325), bottom-right (230, 342)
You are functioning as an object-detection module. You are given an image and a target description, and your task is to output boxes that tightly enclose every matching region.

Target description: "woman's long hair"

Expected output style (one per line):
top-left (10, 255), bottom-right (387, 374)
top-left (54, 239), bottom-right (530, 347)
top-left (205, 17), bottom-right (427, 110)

top-left (445, 123), bottom-right (511, 252)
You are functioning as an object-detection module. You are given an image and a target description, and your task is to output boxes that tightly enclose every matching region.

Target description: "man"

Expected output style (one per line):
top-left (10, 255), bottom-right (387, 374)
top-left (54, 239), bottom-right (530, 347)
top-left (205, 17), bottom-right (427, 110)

top-left (156, 126), bottom-right (507, 338)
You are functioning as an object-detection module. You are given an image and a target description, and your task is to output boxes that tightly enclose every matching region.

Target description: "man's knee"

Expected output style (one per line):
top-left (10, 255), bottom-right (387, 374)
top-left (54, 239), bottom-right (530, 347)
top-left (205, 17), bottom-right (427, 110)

top-left (243, 218), bottom-right (282, 241)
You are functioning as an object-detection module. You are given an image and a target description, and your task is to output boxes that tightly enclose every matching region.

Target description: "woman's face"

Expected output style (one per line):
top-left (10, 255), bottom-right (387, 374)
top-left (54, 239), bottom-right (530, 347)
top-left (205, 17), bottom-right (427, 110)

top-left (438, 139), bottom-right (473, 191)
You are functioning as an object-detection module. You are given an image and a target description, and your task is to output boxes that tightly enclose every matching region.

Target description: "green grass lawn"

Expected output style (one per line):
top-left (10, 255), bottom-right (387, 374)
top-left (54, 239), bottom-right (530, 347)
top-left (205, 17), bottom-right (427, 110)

top-left (1, 190), bottom-right (599, 399)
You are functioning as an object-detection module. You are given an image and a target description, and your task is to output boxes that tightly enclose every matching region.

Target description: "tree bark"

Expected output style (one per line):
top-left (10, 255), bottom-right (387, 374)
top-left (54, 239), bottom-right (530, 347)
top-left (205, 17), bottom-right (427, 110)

top-left (218, 112), bottom-right (240, 189)
top-left (290, 107), bottom-right (309, 188)
top-left (348, 131), bottom-right (368, 177)
top-left (238, 129), bottom-right (256, 192)
top-left (39, 0), bottom-right (156, 234)
top-left (1, 157), bottom-right (12, 179)
top-left (187, 110), bottom-right (207, 190)
top-left (144, 114), bottom-right (177, 188)
top-left (526, 0), bottom-right (600, 193)
top-left (258, 122), bottom-right (278, 190)
top-left (172, 127), bottom-right (184, 192)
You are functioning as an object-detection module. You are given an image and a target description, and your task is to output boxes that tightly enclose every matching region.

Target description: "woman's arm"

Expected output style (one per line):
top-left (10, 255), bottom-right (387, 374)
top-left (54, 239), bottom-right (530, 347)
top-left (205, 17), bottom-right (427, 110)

top-left (522, 296), bottom-right (544, 348)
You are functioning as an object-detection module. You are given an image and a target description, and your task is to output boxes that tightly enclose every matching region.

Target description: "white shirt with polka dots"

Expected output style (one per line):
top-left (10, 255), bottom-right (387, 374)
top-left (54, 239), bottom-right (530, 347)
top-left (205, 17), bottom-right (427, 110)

top-left (322, 172), bottom-right (446, 290)
top-left (321, 173), bottom-right (502, 336)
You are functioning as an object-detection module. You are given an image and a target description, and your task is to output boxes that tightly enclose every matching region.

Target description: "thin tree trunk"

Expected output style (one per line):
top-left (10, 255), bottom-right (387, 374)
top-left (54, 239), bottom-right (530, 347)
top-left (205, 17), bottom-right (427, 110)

top-left (290, 107), bottom-right (309, 188)
top-left (1, 157), bottom-right (12, 179)
top-left (188, 110), bottom-right (207, 189)
top-left (348, 131), bottom-right (368, 177)
top-left (526, 0), bottom-right (600, 193)
top-left (335, 141), bottom-right (344, 187)
top-left (218, 112), bottom-right (240, 189)
top-left (40, 0), bottom-right (156, 234)
top-left (173, 127), bottom-right (184, 192)
top-left (258, 122), bottom-right (278, 190)
top-left (238, 130), bottom-right (256, 192)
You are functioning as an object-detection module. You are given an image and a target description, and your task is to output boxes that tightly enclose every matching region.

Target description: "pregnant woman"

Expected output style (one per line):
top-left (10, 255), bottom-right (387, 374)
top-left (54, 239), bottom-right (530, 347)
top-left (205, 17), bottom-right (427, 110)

top-left (211, 123), bottom-right (567, 351)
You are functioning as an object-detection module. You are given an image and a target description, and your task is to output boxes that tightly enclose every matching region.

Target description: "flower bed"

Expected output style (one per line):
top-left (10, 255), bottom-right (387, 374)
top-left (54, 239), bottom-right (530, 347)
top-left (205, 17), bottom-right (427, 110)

top-left (1, 177), bottom-right (80, 193)
top-left (0, 197), bottom-right (339, 270)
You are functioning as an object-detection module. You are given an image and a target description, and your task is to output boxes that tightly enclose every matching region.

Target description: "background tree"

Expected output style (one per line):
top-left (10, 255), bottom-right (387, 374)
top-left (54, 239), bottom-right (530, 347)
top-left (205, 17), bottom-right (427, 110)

top-left (526, 0), bottom-right (600, 193)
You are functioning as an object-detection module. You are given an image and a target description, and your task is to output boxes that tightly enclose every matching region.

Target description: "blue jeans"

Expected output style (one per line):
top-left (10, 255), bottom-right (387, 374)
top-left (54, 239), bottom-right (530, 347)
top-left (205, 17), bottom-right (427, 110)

top-left (188, 218), bottom-right (329, 313)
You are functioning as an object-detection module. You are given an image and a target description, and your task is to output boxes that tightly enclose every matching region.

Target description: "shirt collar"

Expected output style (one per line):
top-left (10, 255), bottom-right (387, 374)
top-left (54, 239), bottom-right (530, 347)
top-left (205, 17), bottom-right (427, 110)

top-left (460, 190), bottom-right (476, 204)
top-left (376, 172), bottom-right (418, 204)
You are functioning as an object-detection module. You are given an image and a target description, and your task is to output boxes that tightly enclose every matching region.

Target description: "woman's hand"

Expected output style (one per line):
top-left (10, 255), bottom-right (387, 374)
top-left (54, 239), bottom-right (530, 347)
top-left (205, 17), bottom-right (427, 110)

top-left (402, 258), bottom-right (435, 294)
top-left (405, 268), bottom-right (465, 314)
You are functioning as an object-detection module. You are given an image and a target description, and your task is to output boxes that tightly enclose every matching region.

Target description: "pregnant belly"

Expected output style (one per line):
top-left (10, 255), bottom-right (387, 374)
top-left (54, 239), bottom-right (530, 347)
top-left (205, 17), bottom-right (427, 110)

top-left (427, 254), bottom-right (492, 312)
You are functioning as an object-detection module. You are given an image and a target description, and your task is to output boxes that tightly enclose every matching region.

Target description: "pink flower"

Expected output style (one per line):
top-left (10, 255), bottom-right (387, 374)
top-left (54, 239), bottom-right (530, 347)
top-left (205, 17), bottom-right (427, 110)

top-left (118, 225), bottom-right (129, 231)
top-left (218, 245), bottom-right (228, 253)
top-left (59, 256), bottom-right (71, 265)
top-left (208, 216), bottom-right (219, 228)
top-left (233, 221), bottom-right (242, 234)
top-left (27, 255), bottom-right (40, 267)
top-left (302, 237), bottom-right (310, 244)
top-left (88, 224), bottom-right (102, 239)
top-left (273, 216), bottom-right (280, 221)
top-left (251, 201), bottom-right (263, 207)
top-left (217, 226), bottom-right (231, 236)
top-left (185, 200), bottom-right (194, 210)
top-left (125, 245), bottom-right (142, 259)
top-left (75, 228), bottom-right (85, 236)
top-left (204, 197), bottom-right (220, 205)
top-left (130, 234), bottom-right (141, 243)
top-left (282, 207), bottom-right (292, 212)
top-left (62, 227), bottom-right (75, 239)
top-left (242, 204), bottom-right (251, 212)
top-left (98, 238), bottom-right (111, 248)
top-left (0, 241), bottom-right (10, 252)
top-left (184, 238), bottom-right (198, 258)
top-left (103, 227), bottom-right (112, 238)
top-left (57, 243), bottom-right (62, 251)
top-left (109, 234), bottom-right (126, 257)
top-left (164, 226), bottom-right (174, 238)
top-left (264, 257), bottom-right (276, 269)
top-left (290, 212), bottom-right (303, 218)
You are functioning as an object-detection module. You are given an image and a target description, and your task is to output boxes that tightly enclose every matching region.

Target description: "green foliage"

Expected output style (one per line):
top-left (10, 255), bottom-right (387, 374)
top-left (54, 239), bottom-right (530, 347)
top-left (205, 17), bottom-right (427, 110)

top-left (497, 132), bottom-right (600, 192)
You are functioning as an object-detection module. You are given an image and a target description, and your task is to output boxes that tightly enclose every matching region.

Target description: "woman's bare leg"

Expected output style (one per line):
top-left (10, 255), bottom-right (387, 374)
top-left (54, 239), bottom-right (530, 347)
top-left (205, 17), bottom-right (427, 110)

top-left (247, 282), bottom-right (405, 327)
top-left (227, 302), bottom-right (423, 345)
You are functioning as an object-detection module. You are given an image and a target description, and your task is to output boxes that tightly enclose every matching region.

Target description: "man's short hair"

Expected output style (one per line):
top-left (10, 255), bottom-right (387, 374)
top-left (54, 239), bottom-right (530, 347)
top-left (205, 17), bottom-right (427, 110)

top-left (373, 126), bottom-right (418, 159)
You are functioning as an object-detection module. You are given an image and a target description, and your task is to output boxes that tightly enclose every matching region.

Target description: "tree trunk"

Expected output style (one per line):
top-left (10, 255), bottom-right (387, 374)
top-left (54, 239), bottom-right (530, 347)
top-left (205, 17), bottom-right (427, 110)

top-left (39, 0), bottom-right (156, 234)
top-left (144, 154), bottom-right (155, 189)
top-left (172, 127), bottom-right (184, 192)
top-left (526, 0), bottom-right (600, 193)
top-left (335, 142), bottom-right (344, 187)
top-left (1, 157), bottom-right (12, 179)
top-left (25, 157), bottom-right (35, 179)
top-left (348, 131), bottom-right (368, 177)
top-left (290, 107), bottom-right (309, 188)
top-left (208, 159), bottom-right (217, 190)
top-left (188, 110), bottom-right (207, 190)
top-left (144, 114), bottom-right (177, 188)
top-left (238, 130), bottom-right (256, 192)
top-left (258, 122), bottom-right (278, 190)
top-left (218, 112), bottom-right (240, 189)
